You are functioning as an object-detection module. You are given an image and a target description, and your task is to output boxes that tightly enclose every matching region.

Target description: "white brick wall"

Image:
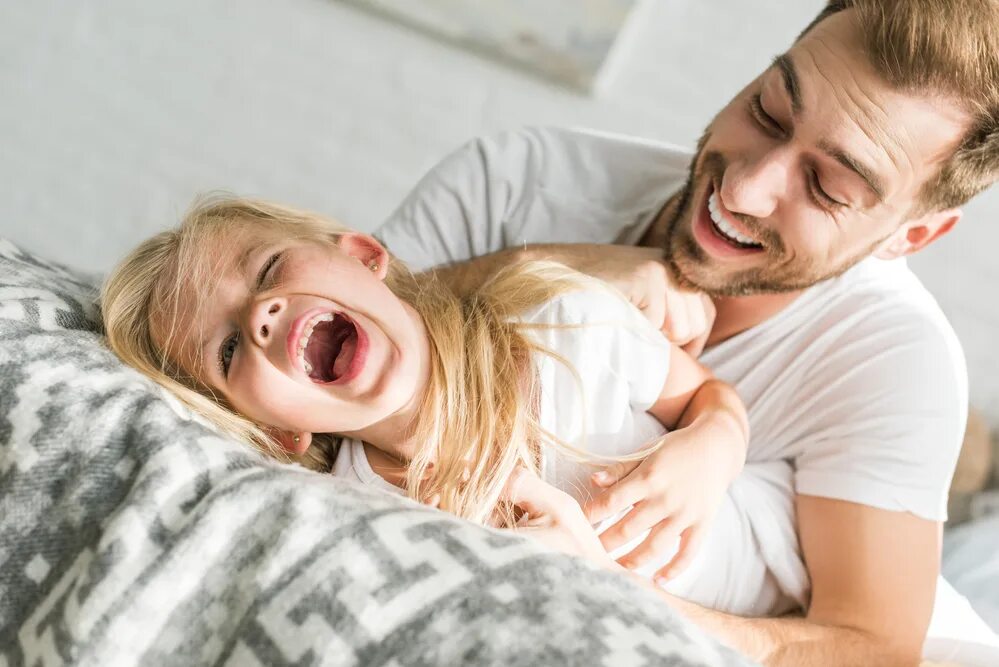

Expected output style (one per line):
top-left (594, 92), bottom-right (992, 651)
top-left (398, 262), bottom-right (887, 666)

top-left (1, 0), bottom-right (996, 423)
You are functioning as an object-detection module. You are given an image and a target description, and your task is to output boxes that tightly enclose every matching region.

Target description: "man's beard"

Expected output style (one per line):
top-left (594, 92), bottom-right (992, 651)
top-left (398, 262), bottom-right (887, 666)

top-left (659, 131), bottom-right (885, 297)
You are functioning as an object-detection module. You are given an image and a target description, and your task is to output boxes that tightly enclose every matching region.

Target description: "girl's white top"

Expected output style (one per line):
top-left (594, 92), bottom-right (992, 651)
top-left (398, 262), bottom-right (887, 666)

top-left (332, 287), bottom-right (752, 607)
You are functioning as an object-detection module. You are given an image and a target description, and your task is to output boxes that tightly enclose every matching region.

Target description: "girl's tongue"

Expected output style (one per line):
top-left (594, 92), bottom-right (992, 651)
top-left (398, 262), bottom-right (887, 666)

top-left (331, 330), bottom-right (357, 379)
top-left (304, 314), bottom-right (358, 383)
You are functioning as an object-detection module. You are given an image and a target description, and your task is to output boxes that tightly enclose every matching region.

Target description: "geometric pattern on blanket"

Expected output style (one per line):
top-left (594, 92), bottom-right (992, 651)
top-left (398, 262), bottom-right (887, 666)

top-left (0, 238), bottom-right (755, 666)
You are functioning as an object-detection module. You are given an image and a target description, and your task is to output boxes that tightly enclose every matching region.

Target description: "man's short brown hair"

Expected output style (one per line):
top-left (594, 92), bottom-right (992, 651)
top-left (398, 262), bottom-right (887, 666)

top-left (801, 0), bottom-right (999, 213)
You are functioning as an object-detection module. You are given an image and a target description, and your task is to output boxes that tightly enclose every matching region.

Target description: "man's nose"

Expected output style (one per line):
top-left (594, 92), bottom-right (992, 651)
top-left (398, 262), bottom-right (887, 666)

top-left (246, 297), bottom-right (286, 348)
top-left (719, 149), bottom-right (791, 220)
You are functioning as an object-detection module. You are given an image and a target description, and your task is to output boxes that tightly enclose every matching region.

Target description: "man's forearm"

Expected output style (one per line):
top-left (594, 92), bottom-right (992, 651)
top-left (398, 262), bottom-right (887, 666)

top-left (427, 246), bottom-right (530, 298)
top-left (658, 592), bottom-right (918, 667)
top-left (428, 243), bottom-right (662, 297)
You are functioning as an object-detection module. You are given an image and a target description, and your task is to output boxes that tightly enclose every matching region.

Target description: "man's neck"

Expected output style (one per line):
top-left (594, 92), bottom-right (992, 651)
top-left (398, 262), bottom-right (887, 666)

top-left (640, 193), bottom-right (803, 347)
top-left (707, 292), bottom-right (802, 346)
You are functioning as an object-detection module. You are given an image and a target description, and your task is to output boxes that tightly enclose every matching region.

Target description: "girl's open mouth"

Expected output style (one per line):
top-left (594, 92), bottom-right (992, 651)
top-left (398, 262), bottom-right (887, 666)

top-left (292, 311), bottom-right (367, 384)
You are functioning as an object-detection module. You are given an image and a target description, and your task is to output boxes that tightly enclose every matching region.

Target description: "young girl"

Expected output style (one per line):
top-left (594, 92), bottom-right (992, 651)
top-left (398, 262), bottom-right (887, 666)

top-left (101, 195), bottom-right (748, 582)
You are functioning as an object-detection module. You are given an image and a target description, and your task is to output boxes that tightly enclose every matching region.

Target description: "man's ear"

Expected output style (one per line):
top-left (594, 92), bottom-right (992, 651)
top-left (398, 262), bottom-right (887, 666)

top-left (269, 429), bottom-right (312, 455)
top-left (876, 208), bottom-right (961, 260)
top-left (338, 232), bottom-right (389, 280)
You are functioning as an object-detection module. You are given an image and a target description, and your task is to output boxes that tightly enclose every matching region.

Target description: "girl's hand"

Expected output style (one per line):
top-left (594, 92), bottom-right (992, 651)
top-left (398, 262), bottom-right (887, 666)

top-left (582, 418), bottom-right (745, 584)
top-left (502, 468), bottom-right (618, 571)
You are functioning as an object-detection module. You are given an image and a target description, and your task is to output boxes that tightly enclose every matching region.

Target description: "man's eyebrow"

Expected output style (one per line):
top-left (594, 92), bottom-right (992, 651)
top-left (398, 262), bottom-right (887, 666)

top-left (772, 53), bottom-right (803, 117)
top-left (818, 140), bottom-right (887, 203)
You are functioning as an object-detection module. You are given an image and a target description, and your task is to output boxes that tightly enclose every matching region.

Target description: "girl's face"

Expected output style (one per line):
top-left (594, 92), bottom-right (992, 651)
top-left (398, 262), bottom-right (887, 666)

top-left (154, 228), bottom-right (429, 452)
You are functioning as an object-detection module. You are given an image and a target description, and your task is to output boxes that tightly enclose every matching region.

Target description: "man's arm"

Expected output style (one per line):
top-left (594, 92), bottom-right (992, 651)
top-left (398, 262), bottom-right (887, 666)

top-left (655, 495), bottom-right (939, 667)
top-left (431, 243), bottom-right (716, 352)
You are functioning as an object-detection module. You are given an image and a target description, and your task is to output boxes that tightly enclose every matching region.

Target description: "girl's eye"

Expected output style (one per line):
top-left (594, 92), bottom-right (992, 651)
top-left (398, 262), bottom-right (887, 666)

top-left (750, 94), bottom-right (785, 137)
top-left (219, 332), bottom-right (239, 377)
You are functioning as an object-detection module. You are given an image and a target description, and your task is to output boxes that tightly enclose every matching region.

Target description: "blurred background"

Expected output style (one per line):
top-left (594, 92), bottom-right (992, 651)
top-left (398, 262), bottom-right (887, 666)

top-left (1, 0), bottom-right (996, 426)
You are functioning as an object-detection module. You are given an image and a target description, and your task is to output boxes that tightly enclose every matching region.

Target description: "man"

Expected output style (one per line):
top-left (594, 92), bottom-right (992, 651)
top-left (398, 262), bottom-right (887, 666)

top-left (375, 1), bottom-right (999, 664)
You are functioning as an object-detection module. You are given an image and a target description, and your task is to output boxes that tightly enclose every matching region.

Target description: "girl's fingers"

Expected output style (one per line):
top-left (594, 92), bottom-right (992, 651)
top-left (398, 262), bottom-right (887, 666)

top-left (654, 524), bottom-right (705, 585)
top-left (502, 467), bottom-right (574, 522)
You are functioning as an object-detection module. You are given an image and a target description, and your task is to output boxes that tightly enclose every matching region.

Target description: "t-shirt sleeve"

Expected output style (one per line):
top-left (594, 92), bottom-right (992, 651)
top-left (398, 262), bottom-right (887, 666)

top-left (790, 299), bottom-right (967, 521)
top-left (523, 290), bottom-right (672, 414)
top-left (375, 126), bottom-right (690, 272)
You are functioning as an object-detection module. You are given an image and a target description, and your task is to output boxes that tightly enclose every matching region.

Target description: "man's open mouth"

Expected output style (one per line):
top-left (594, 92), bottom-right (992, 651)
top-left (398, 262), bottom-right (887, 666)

top-left (295, 312), bottom-right (359, 383)
top-left (707, 190), bottom-right (763, 250)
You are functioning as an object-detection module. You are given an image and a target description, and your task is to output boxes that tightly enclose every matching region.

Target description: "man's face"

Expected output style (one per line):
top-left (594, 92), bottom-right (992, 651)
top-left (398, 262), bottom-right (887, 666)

top-left (664, 10), bottom-right (968, 296)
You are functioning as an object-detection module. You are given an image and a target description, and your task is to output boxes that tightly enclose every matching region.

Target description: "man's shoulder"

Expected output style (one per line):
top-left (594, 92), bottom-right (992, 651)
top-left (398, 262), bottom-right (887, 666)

top-left (722, 257), bottom-right (967, 414)
top-left (791, 258), bottom-right (967, 405)
top-left (377, 126), bottom-right (694, 270)
top-left (822, 258), bottom-right (959, 344)
top-left (463, 125), bottom-right (694, 206)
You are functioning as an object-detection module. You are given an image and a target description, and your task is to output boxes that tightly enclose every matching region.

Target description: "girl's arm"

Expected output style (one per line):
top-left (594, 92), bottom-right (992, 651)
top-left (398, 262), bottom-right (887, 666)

top-left (646, 344), bottom-right (749, 482)
top-left (583, 344), bottom-right (750, 581)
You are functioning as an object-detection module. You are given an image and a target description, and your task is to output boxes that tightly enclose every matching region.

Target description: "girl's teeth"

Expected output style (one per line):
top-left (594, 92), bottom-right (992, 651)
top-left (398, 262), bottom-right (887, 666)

top-left (297, 311), bottom-right (337, 373)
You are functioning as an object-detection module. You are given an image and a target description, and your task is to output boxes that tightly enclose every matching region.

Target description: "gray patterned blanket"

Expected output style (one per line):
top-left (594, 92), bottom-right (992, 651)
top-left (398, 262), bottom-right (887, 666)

top-left (0, 238), bottom-right (755, 666)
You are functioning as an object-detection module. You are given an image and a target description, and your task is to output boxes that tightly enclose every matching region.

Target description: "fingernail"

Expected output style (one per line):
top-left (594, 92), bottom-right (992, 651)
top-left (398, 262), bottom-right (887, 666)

top-left (654, 576), bottom-right (670, 588)
top-left (593, 472), bottom-right (610, 484)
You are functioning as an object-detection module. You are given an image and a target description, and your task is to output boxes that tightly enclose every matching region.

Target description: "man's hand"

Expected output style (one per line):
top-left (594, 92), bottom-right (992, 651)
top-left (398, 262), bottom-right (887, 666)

top-left (583, 416), bottom-right (743, 582)
top-left (572, 245), bottom-right (716, 356)
top-left (502, 468), bottom-right (618, 571)
top-left (433, 244), bottom-right (715, 356)
top-left (655, 497), bottom-right (939, 667)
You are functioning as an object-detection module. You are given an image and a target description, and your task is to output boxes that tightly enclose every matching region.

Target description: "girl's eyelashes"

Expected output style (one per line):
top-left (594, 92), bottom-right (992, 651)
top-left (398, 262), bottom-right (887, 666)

top-left (256, 252), bottom-right (283, 290)
top-left (219, 332), bottom-right (239, 377)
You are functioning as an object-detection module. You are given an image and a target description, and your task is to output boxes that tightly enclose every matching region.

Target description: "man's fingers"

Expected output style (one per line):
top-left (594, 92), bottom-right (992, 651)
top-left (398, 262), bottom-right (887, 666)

top-left (583, 473), bottom-right (647, 524)
top-left (591, 460), bottom-right (641, 488)
top-left (614, 516), bottom-right (684, 570)
top-left (680, 294), bottom-right (716, 357)
top-left (681, 328), bottom-right (710, 358)
top-left (639, 289), bottom-right (668, 332)
top-left (661, 291), bottom-right (691, 345)
top-left (597, 501), bottom-right (667, 554)
top-left (654, 525), bottom-right (705, 584)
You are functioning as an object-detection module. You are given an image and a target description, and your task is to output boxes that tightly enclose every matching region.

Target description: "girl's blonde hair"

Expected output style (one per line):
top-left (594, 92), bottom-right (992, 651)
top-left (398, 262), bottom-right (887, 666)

top-left (102, 195), bottom-right (631, 526)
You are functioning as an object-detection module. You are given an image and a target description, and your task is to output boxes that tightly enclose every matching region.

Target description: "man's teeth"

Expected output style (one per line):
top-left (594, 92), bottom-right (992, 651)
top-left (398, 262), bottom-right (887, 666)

top-left (708, 193), bottom-right (761, 247)
top-left (297, 312), bottom-right (335, 372)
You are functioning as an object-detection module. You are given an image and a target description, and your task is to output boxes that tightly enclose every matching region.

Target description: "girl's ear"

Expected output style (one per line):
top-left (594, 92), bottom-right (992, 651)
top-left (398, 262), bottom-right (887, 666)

top-left (269, 428), bottom-right (312, 455)
top-left (338, 233), bottom-right (389, 280)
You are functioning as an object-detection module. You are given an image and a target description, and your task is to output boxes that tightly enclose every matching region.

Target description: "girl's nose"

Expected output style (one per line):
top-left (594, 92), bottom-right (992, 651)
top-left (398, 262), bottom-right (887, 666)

top-left (247, 297), bottom-right (285, 347)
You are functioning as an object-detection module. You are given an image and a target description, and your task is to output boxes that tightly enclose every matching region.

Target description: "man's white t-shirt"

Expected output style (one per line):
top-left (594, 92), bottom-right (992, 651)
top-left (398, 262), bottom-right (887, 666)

top-left (368, 126), bottom-right (968, 616)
